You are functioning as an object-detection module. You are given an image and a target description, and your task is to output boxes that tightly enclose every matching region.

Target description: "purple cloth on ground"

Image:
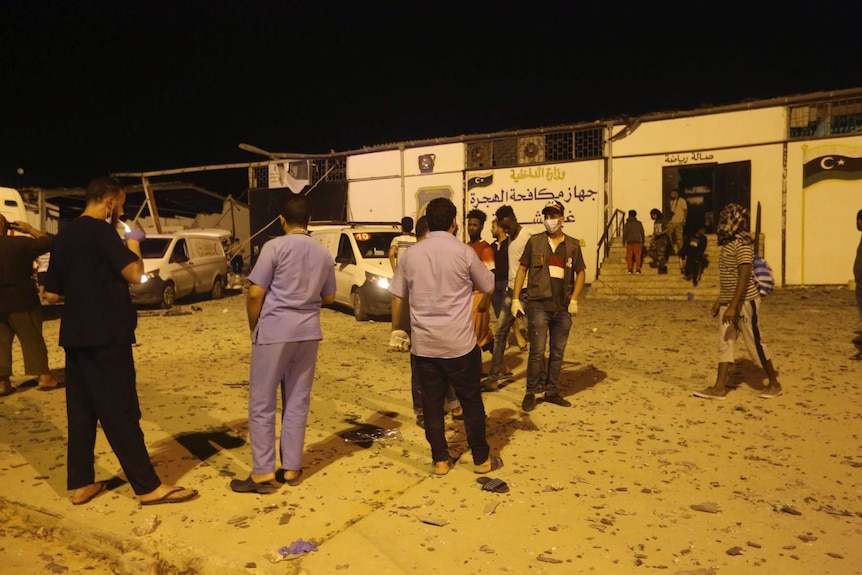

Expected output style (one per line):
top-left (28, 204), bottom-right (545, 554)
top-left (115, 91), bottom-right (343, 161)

top-left (279, 538), bottom-right (318, 557)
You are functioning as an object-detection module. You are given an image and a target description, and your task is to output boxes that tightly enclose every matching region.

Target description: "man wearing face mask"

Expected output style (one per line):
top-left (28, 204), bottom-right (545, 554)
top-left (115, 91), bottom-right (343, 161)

top-left (44, 177), bottom-right (198, 506)
top-left (511, 200), bottom-right (586, 411)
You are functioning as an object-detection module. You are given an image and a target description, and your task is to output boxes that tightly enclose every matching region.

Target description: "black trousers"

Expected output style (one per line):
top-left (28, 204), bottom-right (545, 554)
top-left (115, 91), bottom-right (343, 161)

top-left (65, 345), bottom-right (160, 495)
top-left (414, 346), bottom-right (490, 465)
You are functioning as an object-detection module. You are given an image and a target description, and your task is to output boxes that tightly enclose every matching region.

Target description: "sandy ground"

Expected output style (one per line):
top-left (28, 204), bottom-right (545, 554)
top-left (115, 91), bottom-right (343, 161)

top-left (0, 285), bottom-right (860, 575)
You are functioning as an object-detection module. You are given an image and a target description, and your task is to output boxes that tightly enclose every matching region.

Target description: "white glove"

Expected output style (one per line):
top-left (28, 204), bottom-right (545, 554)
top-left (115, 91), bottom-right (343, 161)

top-left (389, 329), bottom-right (411, 351)
top-left (511, 299), bottom-right (525, 318)
top-left (568, 299), bottom-right (579, 315)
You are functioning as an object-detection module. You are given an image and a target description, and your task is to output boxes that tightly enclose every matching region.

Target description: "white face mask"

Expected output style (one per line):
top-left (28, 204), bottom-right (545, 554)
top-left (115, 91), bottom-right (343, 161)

top-left (544, 217), bottom-right (561, 235)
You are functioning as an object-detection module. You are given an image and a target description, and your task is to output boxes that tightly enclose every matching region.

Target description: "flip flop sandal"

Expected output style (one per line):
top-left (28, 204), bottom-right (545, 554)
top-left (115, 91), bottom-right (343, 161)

top-left (474, 455), bottom-right (504, 474)
top-left (433, 457), bottom-right (456, 476)
top-left (477, 476), bottom-right (510, 493)
top-left (72, 481), bottom-right (107, 505)
top-left (141, 486), bottom-right (199, 505)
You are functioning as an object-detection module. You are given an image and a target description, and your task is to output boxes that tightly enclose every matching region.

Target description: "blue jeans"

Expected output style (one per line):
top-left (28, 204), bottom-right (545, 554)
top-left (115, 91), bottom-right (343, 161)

top-left (525, 306), bottom-right (572, 395)
top-left (488, 288), bottom-right (522, 379)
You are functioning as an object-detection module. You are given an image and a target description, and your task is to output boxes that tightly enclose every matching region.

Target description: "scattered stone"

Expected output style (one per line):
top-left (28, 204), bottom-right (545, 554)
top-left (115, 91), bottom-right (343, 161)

top-left (798, 533), bottom-right (818, 542)
top-left (826, 552), bottom-right (844, 559)
top-left (45, 563), bottom-right (68, 574)
top-left (537, 554), bottom-right (563, 563)
top-left (479, 545), bottom-right (495, 554)
top-left (132, 515), bottom-right (161, 536)
top-left (279, 513), bottom-right (293, 525)
top-left (780, 505), bottom-right (802, 516)
top-left (746, 541), bottom-right (762, 549)
top-left (726, 546), bottom-right (744, 556)
top-left (335, 565), bottom-right (350, 570)
top-left (227, 515), bottom-right (249, 525)
top-left (415, 514), bottom-right (448, 526)
top-left (690, 503), bottom-right (721, 514)
top-left (245, 562), bottom-right (257, 568)
top-left (116, 551), bottom-right (158, 575)
top-left (819, 505), bottom-right (852, 516)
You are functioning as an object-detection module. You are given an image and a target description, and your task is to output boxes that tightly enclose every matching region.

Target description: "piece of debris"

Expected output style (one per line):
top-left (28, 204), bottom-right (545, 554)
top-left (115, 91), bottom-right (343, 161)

top-left (826, 552), bottom-right (844, 559)
top-left (537, 554), bottom-right (564, 563)
top-left (798, 533), bottom-right (818, 542)
top-left (746, 541), bottom-right (762, 549)
top-left (484, 501), bottom-right (500, 516)
top-left (416, 514), bottom-right (448, 526)
top-left (272, 538), bottom-right (318, 562)
top-left (780, 505), bottom-right (802, 516)
top-left (726, 546), bottom-right (744, 556)
top-left (132, 515), bottom-right (161, 536)
top-left (690, 503), bottom-right (721, 514)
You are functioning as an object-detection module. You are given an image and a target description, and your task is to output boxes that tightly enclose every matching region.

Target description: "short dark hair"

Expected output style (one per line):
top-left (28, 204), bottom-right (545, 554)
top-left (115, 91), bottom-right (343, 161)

top-left (466, 209), bottom-right (487, 225)
top-left (415, 216), bottom-right (429, 238)
top-left (86, 177), bottom-right (124, 204)
top-left (495, 205), bottom-right (515, 221)
top-left (400, 216), bottom-right (414, 233)
top-left (426, 198), bottom-right (457, 232)
top-left (281, 194), bottom-right (310, 226)
top-left (628, 209), bottom-right (637, 217)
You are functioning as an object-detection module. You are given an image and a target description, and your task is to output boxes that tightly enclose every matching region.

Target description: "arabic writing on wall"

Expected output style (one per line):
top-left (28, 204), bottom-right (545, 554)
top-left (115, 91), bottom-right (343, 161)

top-left (509, 166), bottom-right (567, 182)
top-left (469, 186), bottom-right (598, 223)
top-left (664, 151), bottom-right (715, 164)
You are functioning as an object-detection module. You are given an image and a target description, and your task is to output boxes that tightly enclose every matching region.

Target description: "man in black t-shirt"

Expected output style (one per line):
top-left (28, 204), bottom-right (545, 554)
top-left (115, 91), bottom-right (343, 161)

top-left (44, 177), bottom-right (198, 507)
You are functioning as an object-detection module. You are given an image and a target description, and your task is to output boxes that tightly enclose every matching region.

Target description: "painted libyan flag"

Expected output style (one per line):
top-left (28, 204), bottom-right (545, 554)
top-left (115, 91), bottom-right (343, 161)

top-left (803, 154), bottom-right (862, 187)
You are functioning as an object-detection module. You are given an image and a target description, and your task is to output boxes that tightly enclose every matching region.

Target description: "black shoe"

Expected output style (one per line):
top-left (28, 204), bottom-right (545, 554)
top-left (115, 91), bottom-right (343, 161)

top-left (481, 376), bottom-right (500, 392)
top-left (522, 393), bottom-right (536, 411)
top-left (230, 476), bottom-right (277, 494)
top-left (543, 393), bottom-right (572, 407)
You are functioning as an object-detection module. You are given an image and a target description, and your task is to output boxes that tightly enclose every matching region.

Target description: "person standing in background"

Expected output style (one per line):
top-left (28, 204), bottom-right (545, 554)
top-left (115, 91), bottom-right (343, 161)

top-left (851, 209), bottom-right (862, 361)
top-left (622, 210), bottom-right (645, 275)
top-left (388, 216), bottom-right (416, 271)
top-left (0, 215), bottom-right (57, 395)
top-left (668, 189), bottom-right (688, 271)
top-left (466, 209), bottom-right (495, 353)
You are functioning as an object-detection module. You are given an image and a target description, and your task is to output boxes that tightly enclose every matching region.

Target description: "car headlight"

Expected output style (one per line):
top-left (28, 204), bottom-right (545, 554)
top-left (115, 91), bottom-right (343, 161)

top-left (142, 270), bottom-right (159, 284)
top-left (365, 272), bottom-right (390, 289)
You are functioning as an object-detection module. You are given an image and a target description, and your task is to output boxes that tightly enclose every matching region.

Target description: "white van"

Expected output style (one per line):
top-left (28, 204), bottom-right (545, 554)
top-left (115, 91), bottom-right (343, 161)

top-left (0, 187), bottom-right (28, 234)
top-left (308, 223), bottom-right (400, 320)
top-left (130, 229), bottom-right (229, 308)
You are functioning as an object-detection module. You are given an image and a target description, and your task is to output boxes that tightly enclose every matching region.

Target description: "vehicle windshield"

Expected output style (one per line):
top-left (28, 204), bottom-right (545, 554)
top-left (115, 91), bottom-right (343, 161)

top-left (353, 232), bottom-right (399, 258)
top-left (140, 238), bottom-right (172, 259)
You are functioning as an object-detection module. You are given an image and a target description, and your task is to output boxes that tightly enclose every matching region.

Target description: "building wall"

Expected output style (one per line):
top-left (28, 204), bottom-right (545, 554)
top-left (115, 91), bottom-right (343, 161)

top-left (340, 100), bottom-right (862, 286)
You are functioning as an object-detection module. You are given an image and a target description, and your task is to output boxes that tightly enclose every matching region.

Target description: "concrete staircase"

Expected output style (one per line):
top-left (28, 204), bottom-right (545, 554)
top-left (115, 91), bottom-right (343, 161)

top-left (589, 234), bottom-right (721, 301)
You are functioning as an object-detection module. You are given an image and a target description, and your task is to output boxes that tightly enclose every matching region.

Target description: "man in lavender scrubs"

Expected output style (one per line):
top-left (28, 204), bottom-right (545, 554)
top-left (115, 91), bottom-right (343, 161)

top-left (231, 194), bottom-right (336, 493)
top-left (389, 198), bottom-right (503, 476)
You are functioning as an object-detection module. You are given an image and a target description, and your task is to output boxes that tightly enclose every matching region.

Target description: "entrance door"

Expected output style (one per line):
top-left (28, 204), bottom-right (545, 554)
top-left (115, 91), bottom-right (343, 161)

top-left (662, 160), bottom-right (751, 235)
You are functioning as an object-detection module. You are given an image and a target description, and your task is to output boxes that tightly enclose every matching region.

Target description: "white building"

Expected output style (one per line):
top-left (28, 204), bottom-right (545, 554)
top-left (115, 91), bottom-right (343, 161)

top-left (256, 87), bottom-right (862, 286)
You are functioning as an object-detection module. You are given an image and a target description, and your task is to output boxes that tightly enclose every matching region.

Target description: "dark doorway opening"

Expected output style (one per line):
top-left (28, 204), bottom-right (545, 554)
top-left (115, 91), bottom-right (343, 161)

top-left (662, 160), bottom-right (751, 235)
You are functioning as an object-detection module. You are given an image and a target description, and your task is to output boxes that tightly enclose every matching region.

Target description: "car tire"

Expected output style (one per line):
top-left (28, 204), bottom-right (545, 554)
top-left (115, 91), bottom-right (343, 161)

top-left (211, 276), bottom-right (224, 300)
top-left (160, 282), bottom-right (176, 309)
top-left (352, 290), bottom-right (369, 321)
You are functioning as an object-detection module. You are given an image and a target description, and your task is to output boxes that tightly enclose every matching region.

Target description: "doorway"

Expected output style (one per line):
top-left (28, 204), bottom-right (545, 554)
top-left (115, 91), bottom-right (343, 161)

top-left (662, 160), bottom-right (751, 235)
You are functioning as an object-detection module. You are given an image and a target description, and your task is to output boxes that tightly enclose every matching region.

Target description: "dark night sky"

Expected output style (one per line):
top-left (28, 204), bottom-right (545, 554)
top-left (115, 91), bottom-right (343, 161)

top-left (2, 1), bottom-right (860, 197)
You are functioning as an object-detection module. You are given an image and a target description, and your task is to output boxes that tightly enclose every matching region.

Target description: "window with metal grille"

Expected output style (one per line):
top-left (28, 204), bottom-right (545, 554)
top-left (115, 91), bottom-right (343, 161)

top-left (830, 99), bottom-right (862, 134)
top-left (545, 132), bottom-right (573, 162)
top-left (789, 98), bottom-right (862, 138)
top-left (575, 128), bottom-right (604, 158)
top-left (311, 157), bottom-right (347, 181)
top-left (491, 138), bottom-right (518, 167)
top-left (251, 166), bottom-right (269, 188)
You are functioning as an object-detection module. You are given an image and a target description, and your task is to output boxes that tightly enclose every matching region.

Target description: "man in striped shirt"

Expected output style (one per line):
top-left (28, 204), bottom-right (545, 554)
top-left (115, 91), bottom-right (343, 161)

top-left (694, 203), bottom-right (783, 401)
